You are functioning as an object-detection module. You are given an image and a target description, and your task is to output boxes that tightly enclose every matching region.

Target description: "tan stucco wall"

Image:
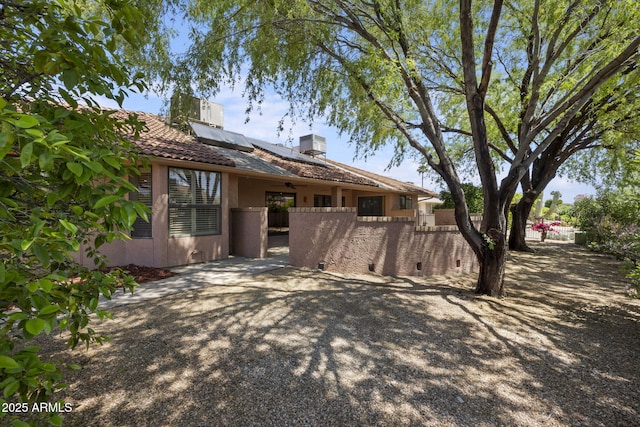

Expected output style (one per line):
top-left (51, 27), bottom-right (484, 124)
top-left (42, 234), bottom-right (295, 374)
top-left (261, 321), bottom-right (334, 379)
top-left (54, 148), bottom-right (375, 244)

top-left (231, 207), bottom-right (268, 258)
top-left (434, 209), bottom-right (483, 227)
top-left (236, 176), bottom-right (418, 219)
top-left (289, 208), bottom-right (478, 276)
top-left (237, 177), bottom-right (357, 208)
top-left (73, 161), bottom-right (230, 268)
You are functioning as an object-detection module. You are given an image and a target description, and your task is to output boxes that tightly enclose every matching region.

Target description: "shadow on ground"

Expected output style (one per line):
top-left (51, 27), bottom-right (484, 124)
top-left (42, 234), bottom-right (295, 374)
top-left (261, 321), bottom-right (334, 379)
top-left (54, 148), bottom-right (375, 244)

top-left (32, 242), bottom-right (640, 426)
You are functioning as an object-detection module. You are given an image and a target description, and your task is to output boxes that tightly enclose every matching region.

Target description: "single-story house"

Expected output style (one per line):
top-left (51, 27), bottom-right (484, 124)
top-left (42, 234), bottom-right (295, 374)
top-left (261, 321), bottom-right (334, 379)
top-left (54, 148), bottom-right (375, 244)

top-left (74, 108), bottom-right (479, 277)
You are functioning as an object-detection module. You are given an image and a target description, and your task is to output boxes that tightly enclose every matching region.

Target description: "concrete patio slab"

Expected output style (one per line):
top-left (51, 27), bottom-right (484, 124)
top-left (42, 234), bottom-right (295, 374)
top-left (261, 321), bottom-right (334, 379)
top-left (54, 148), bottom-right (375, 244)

top-left (99, 253), bottom-right (289, 309)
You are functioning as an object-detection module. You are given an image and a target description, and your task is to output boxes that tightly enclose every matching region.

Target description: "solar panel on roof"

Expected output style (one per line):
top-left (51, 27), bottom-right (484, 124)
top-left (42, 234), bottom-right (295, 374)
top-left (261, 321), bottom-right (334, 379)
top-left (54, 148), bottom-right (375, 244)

top-left (190, 122), bottom-right (254, 152)
top-left (247, 137), bottom-right (327, 166)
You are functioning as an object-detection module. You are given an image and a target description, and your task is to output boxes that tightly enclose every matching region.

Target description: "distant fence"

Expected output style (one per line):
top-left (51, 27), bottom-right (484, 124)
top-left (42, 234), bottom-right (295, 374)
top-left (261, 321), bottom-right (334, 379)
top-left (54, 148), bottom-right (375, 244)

top-left (526, 224), bottom-right (577, 241)
top-left (417, 212), bottom-right (436, 227)
top-left (420, 215), bottom-right (579, 242)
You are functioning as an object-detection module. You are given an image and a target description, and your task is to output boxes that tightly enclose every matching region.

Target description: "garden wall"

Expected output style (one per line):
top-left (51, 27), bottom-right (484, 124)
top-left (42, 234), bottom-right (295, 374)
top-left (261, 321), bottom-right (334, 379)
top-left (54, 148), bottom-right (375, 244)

top-left (289, 208), bottom-right (478, 277)
top-left (231, 207), bottom-right (268, 258)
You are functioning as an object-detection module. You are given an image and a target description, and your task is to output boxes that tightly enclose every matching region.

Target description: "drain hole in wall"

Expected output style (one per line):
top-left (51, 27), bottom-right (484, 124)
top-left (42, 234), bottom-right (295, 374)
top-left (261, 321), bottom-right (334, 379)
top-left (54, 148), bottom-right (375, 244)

top-left (456, 259), bottom-right (461, 267)
top-left (368, 263), bottom-right (375, 272)
top-left (416, 262), bottom-right (422, 271)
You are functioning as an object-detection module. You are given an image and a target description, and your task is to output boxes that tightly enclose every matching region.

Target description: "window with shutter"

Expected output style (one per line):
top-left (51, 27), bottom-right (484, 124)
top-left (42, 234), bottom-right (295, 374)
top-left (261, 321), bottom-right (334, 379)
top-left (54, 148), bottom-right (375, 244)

top-left (168, 168), bottom-right (222, 236)
top-left (130, 169), bottom-right (152, 238)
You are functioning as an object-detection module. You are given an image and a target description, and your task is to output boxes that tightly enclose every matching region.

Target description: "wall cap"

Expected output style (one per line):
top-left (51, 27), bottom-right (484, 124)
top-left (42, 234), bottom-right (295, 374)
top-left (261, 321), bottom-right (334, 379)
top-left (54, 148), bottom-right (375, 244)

top-left (415, 225), bottom-right (460, 232)
top-left (357, 216), bottom-right (414, 223)
top-left (289, 207), bottom-right (357, 213)
top-left (231, 207), bottom-right (268, 212)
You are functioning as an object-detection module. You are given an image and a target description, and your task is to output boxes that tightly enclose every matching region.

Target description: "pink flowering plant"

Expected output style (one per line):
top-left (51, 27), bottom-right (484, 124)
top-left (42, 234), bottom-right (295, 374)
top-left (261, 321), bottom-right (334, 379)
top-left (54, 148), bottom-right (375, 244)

top-left (531, 221), bottom-right (561, 233)
top-left (531, 221), bottom-right (561, 242)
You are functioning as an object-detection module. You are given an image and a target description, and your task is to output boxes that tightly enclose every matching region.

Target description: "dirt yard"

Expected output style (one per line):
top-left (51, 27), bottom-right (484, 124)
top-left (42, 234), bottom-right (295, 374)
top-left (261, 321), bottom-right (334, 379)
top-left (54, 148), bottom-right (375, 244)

top-left (25, 241), bottom-right (640, 426)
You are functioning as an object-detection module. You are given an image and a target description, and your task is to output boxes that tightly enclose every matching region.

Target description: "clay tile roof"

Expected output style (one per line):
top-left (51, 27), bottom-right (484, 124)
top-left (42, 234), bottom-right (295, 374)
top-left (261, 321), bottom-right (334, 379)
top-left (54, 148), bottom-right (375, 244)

top-left (118, 111), bottom-right (235, 167)
top-left (112, 109), bottom-right (435, 195)
top-left (253, 147), bottom-right (382, 187)
top-left (326, 159), bottom-right (439, 197)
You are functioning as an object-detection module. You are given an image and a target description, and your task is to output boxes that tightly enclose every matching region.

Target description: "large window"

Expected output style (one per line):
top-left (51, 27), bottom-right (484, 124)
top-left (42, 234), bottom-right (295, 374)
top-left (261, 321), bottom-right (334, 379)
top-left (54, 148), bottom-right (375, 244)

top-left (130, 169), bottom-right (152, 238)
top-left (169, 168), bottom-right (222, 236)
top-left (399, 195), bottom-right (413, 210)
top-left (358, 196), bottom-right (384, 216)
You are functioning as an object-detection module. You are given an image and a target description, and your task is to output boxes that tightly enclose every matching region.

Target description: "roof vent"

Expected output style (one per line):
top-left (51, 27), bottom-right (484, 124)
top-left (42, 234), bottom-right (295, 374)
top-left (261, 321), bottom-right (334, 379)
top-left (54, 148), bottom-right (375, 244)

top-left (197, 99), bottom-right (224, 128)
top-left (169, 96), bottom-right (224, 129)
top-left (299, 134), bottom-right (326, 156)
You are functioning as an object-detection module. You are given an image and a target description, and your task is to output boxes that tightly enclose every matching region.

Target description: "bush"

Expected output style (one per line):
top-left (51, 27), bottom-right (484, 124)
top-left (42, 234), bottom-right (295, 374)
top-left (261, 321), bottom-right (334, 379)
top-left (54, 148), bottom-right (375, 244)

top-left (1, 1), bottom-right (150, 424)
top-left (573, 190), bottom-right (640, 298)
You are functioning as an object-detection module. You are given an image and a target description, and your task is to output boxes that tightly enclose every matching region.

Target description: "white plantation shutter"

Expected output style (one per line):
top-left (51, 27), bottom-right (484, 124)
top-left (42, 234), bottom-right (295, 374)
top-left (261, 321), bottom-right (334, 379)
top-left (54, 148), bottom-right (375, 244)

top-left (168, 167), bottom-right (222, 236)
top-left (130, 169), bottom-right (152, 238)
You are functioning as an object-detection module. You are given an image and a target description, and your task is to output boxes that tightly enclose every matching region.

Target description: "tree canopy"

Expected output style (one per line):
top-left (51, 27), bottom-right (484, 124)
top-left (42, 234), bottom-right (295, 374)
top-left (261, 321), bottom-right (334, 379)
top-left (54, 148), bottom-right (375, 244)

top-left (144, 0), bottom-right (640, 295)
top-left (1, 0), bottom-right (155, 423)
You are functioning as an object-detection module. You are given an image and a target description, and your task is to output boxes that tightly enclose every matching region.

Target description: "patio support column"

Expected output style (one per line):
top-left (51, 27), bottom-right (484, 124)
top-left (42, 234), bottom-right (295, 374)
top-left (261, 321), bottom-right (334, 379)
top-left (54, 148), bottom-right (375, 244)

top-left (332, 186), bottom-right (343, 207)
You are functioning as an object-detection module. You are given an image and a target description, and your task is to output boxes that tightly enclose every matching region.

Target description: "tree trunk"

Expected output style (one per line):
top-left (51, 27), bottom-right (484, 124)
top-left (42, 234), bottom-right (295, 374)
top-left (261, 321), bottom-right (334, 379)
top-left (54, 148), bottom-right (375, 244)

top-left (508, 198), bottom-right (535, 252)
top-left (475, 228), bottom-right (506, 296)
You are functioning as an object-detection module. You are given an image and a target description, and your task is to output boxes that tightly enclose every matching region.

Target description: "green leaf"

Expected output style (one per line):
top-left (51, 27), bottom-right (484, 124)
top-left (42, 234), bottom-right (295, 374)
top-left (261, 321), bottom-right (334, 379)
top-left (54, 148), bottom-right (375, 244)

top-left (59, 318), bottom-right (69, 331)
top-left (0, 129), bottom-right (14, 160)
top-left (8, 312), bottom-right (29, 321)
top-left (47, 192), bottom-right (60, 206)
top-left (102, 156), bottom-right (121, 169)
top-left (0, 197), bottom-right (18, 209)
top-left (40, 304), bottom-right (60, 315)
top-left (59, 219), bottom-right (78, 234)
top-left (93, 195), bottom-right (120, 209)
top-left (62, 69), bottom-right (78, 90)
top-left (85, 161), bottom-right (104, 173)
top-left (75, 168), bottom-right (93, 185)
top-left (0, 356), bottom-right (20, 370)
top-left (20, 239), bottom-right (34, 251)
top-left (20, 142), bottom-right (33, 168)
top-left (40, 362), bottom-right (56, 372)
top-left (3, 379), bottom-right (20, 399)
top-left (33, 243), bottom-right (50, 267)
top-left (50, 415), bottom-right (63, 426)
top-left (39, 151), bottom-right (54, 169)
top-left (25, 128), bottom-right (44, 138)
top-left (25, 318), bottom-right (46, 335)
top-left (12, 115), bottom-right (39, 129)
top-left (39, 278), bottom-right (54, 292)
top-left (66, 162), bottom-right (83, 177)
top-left (124, 203), bottom-right (137, 227)
top-left (27, 281), bottom-right (39, 292)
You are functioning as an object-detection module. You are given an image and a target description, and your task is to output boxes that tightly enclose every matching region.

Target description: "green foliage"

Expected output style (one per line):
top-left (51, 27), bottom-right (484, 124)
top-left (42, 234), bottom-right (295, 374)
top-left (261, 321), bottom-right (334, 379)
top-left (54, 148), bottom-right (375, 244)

top-left (143, 1), bottom-right (640, 295)
top-left (572, 187), bottom-right (640, 298)
top-left (436, 183), bottom-right (484, 214)
top-left (1, 0), bottom-right (150, 424)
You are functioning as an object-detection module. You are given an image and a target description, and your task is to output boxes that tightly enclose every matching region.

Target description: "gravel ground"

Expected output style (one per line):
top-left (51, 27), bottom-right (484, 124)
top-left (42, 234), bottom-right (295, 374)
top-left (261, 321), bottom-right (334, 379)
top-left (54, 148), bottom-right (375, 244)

top-left (29, 241), bottom-right (640, 426)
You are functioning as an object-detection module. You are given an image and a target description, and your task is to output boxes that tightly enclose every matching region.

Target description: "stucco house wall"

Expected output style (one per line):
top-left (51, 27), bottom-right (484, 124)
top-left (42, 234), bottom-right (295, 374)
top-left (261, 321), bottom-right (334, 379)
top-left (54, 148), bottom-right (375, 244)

top-left (71, 109), bottom-right (444, 271)
top-left (73, 160), bottom-right (230, 268)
